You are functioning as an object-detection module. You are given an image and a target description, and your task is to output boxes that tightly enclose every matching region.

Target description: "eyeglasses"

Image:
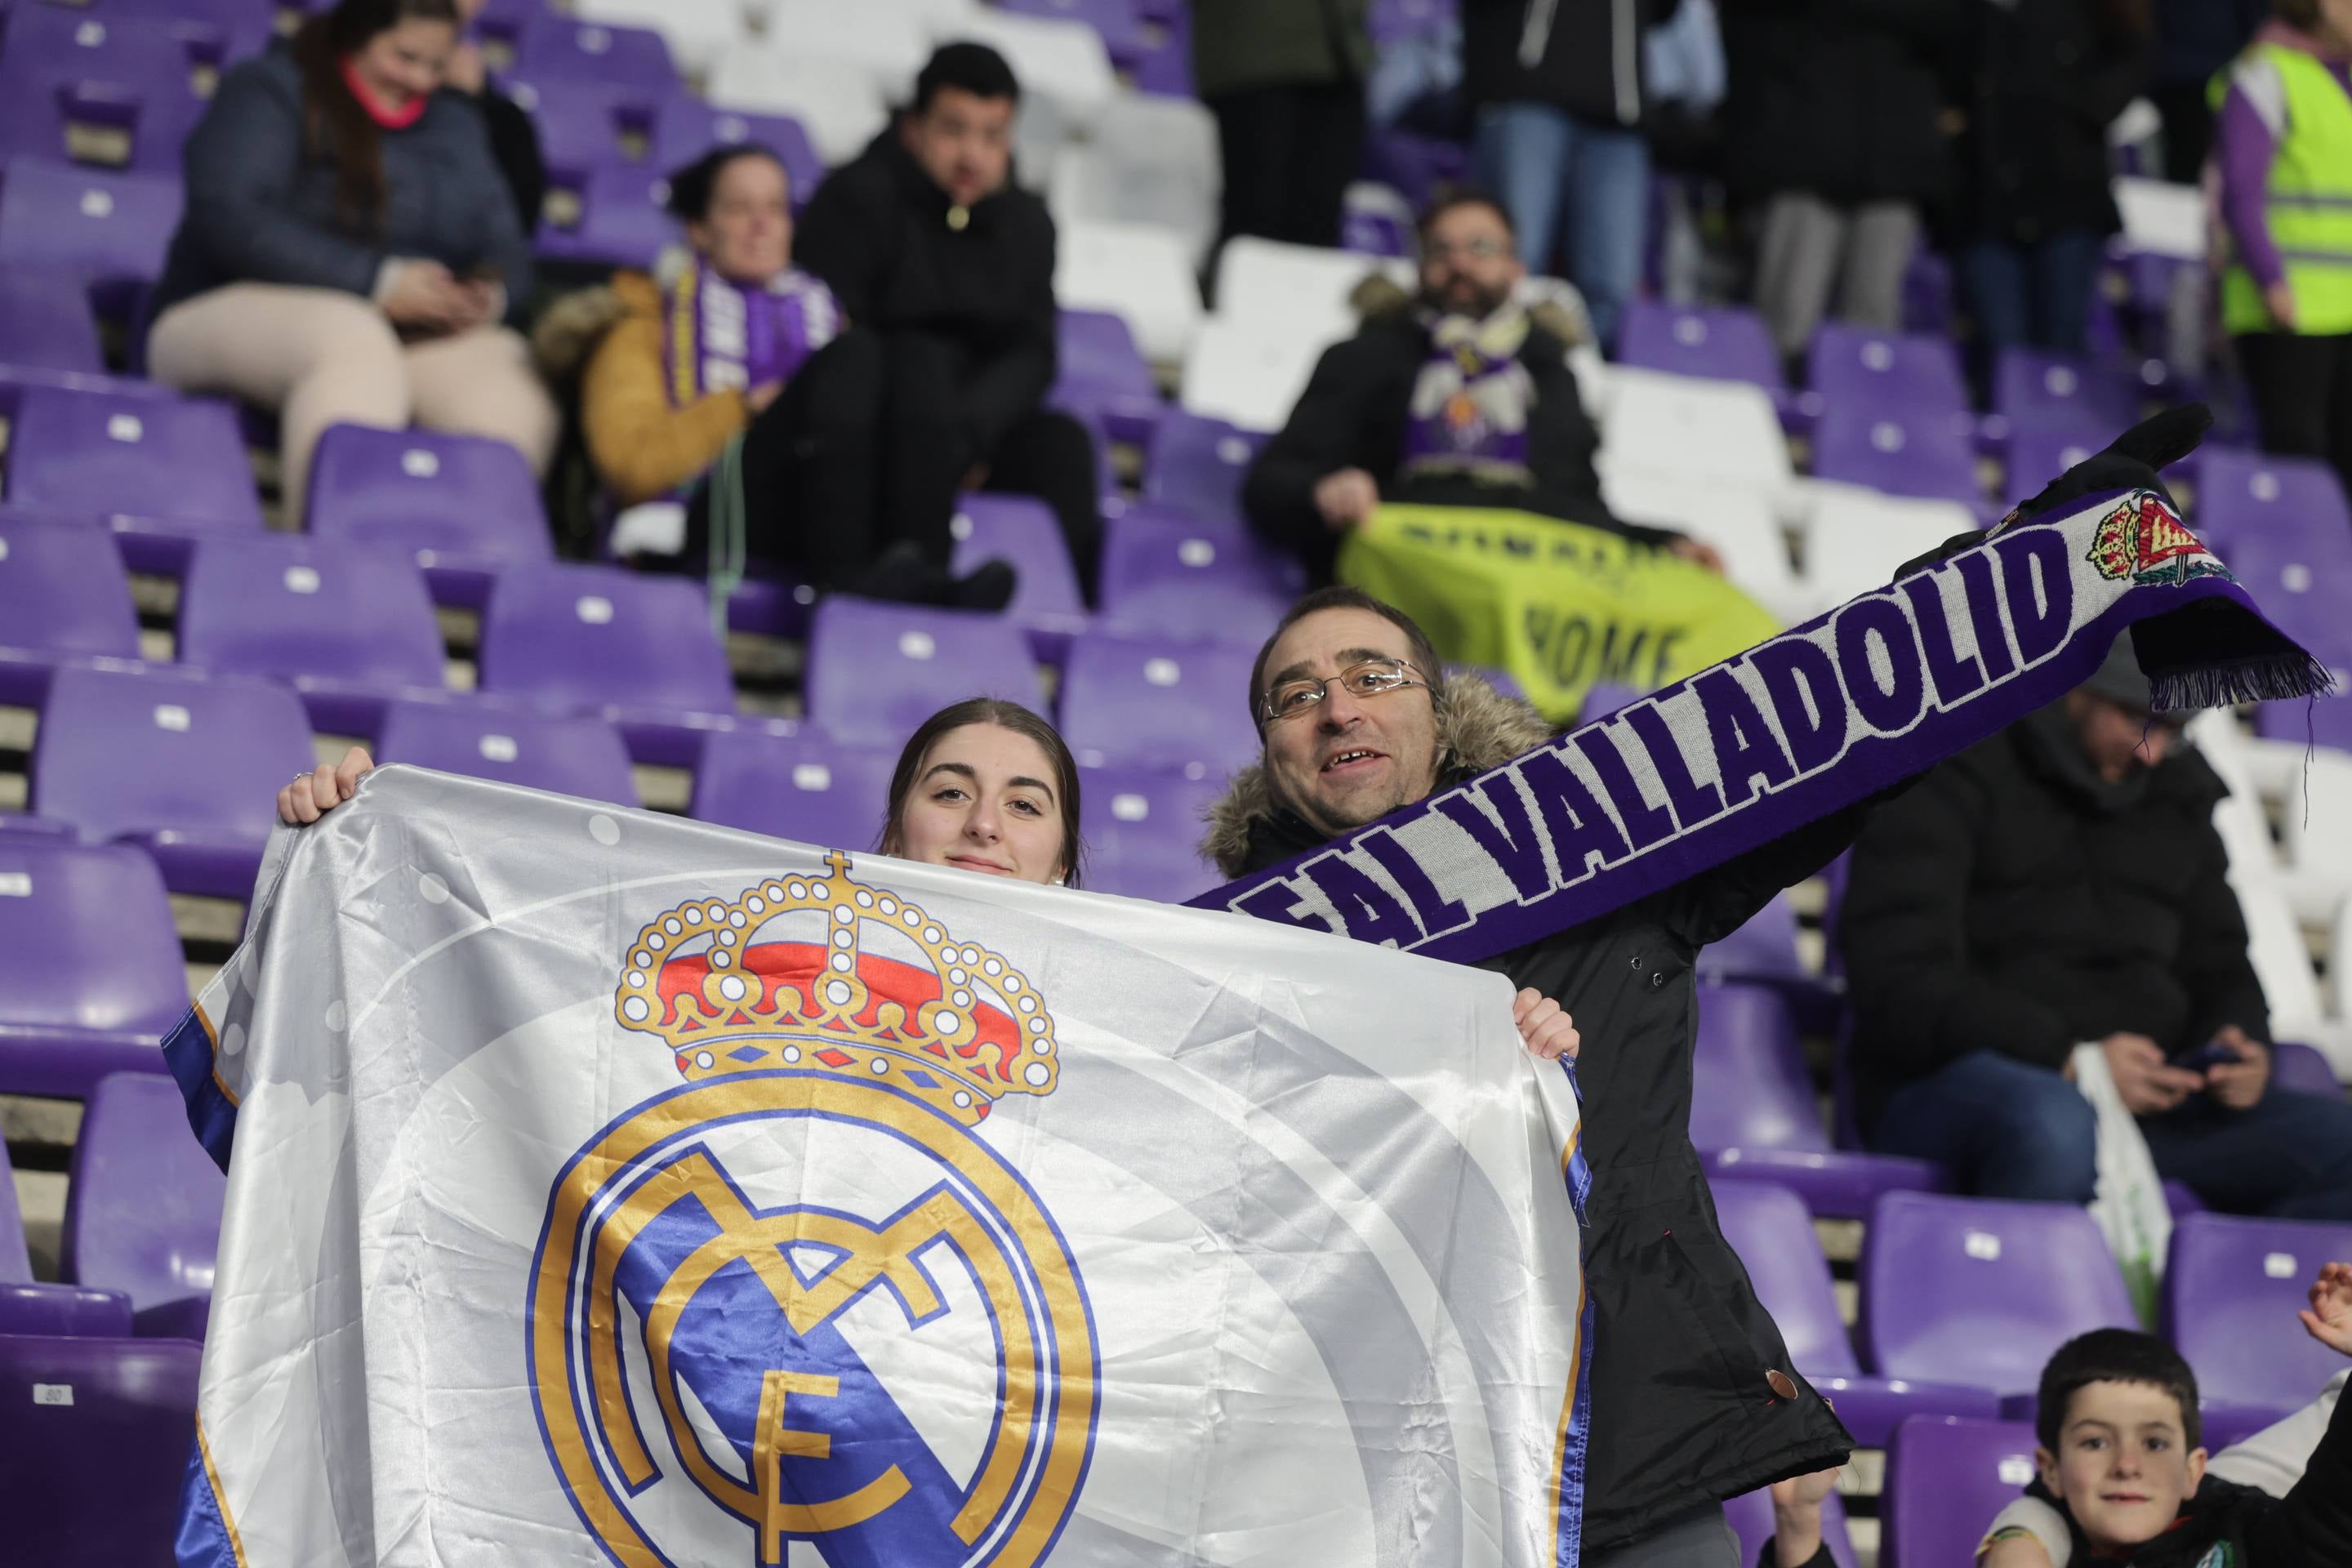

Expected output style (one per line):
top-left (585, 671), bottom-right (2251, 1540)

top-left (1424, 236), bottom-right (1508, 262)
top-left (1260, 657), bottom-right (1428, 725)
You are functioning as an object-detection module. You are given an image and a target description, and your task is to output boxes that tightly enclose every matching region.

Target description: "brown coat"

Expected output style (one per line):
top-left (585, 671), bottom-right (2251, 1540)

top-left (535, 269), bottom-right (747, 507)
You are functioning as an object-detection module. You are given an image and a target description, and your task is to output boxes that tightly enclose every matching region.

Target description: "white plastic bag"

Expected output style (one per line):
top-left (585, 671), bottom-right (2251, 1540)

top-left (2072, 1041), bottom-right (2172, 1325)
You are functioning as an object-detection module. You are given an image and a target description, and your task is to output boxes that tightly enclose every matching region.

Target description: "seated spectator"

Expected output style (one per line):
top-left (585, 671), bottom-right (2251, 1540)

top-left (790, 43), bottom-right (1099, 610)
top-left (1973, 1316), bottom-right (2352, 1566)
top-left (147, 0), bottom-right (557, 524)
top-left (1981, 1262), bottom-right (2352, 1564)
top-left (1842, 635), bottom-right (2352, 1220)
top-left (443, 0), bottom-right (547, 236)
top-left (1242, 190), bottom-right (1717, 583)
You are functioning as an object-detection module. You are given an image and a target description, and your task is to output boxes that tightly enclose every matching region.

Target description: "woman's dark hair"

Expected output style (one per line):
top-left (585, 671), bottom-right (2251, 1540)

top-left (291, 0), bottom-right (460, 229)
top-left (879, 698), bottom-right (1085, 886)
top-left (664, 143), bottom-right (790, 224)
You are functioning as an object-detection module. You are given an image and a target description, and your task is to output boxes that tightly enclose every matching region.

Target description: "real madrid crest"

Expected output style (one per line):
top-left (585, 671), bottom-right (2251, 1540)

top-left (528, 853), bottom-right (1098, 1566)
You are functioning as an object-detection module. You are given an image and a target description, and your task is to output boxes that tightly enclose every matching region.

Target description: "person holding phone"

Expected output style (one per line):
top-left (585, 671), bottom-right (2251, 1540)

top-left (148, 0), bottom-right (558, 524)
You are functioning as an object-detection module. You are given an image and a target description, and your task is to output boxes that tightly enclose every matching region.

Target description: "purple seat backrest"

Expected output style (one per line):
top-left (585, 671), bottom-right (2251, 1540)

top-left (2165, 1212), bottom-right (2352, 1413)
top-left (1698, 891), bottom-right (1804, 980)
top-left (688, 727), bottom-right (896, 853)
top-left (2272, 1040), bottom-right (2341, 1097)
top-left (951, 493), bottom-right (1087, 622)
top-left (513, 16), bottom-right (676, 93)
top-left (62, 1072), bottom-right (224, 1311)
top-left (0, 1139), bottom-right (29, 1281)
top-left (1617, 302), bottom-right (1785, 391)
top-left (2005, 425), bottom-right (2104, 510)
top-left (1099, 501), bottom-right (1301, 612)
top-left (803, 598), bottom-right (1044, 748)
top-left (1075, 764), bottom-right (1221, 902)
top-left (1882, 1417), bottom-right (2042, 1568)
top-left (1579, 679), bottom-right (1639, 721)
top-left (2215, 526), bottom-right (2352, 668)
top-left (507, 74), bottom-right (660, 176)
top-left (0, 836), bottom-right (187, 1043)
top-left (0, 157), bottom-right (184, 309)
top-left (1811, 404), bottom-right (1983, 507)
top-left (7, 385), bottom-right (260, 528)
top-left (1723, 1486), bottom-right (1859, 1568)
top-left (0, 265), bottom-right (103, 373)
top-left (2196, 448), bottom-right (2352, 554)
top-left (0, 1333), bottom-right (201, 1561)
top-left (1861, 1192), bottom-right (2136, 1395)
top-left (1991, 348), bottom-right (2140, 437)
top-left (476, 562), bottom-right (736, 717)
top-left (1708, 1177), bottom-right (1860, 1376)
top-left (1691, 983), bottom-right (1825, 1156)
top-left (1058, 308), bottom-right (1156, 399)
top-left (111, 0), bottom-right (280, 66)
top-left (0, 512), bottom-right (140, 662)
top-left (557, 161), bottom-right (682, 268)
top-left (179, 534), bottom-right (447, 693)
top-left (1808, 323), bottom-right (1969, 416)
top-left (1058, 630), bottom-right (1260, 777)
top-left (304, 421), bottom-right (552, 564)
top-left (376, 698), bottom-right (641, 808)
top-left (29, 663), bottom-right (314, 846)
top-left (1143, 410), bottom-right (1265, 532)
top-left (655, 100), bottom-right (826, 201)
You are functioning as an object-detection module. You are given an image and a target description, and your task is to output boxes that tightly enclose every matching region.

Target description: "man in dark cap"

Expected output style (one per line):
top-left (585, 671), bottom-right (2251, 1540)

top-left (1842, 633), bottom-right (2352, 1219)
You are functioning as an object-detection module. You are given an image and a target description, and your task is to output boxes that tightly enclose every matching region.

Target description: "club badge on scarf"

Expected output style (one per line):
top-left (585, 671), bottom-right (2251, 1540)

top-left (1338, 504), bottom-right (1783, 723)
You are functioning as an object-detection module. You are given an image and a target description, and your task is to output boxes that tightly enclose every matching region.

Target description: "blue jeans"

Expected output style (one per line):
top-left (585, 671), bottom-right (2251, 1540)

top-left (1956, 229), bottom-right (2106, 355)
top-left (1873, 1050), bottom-right (2352, 1220)
top-left (1474, 103), bottom-right (1650, 350)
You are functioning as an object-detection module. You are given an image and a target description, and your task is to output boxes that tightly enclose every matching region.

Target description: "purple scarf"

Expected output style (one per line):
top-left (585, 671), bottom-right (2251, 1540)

top-left (1400, 305), bottom-right (1537, 483)
top-left (665, 258), bottom-right (840, 404)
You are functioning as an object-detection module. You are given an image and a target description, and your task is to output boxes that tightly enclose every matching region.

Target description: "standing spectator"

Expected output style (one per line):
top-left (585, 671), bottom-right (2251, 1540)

top-left (792, 43), bottom-right (1099, 608)
top-left (1644, 0), bottom-right (1728, 305)
top-left (443, 0), bottom-right (547, 237)
top-left (1720, 0), bottom-right (1967, 359)
top-left (1948, 0), bottom-right (2153, 360)
top-left (1462, 0), bottom-right (1680, 349)
top-left (2150, 0), bottom-right (2267, 180)
top-left (2212, 0), bottom-right (2352, 502)
top-left (1193, 0), bottom-right (1372, 259)
top-left (147, 0), bottom-right (557, 525)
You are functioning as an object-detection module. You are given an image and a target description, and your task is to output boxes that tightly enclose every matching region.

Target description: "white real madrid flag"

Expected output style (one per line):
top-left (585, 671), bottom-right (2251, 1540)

top-left (166, 768), bottom-right (1593, 1568)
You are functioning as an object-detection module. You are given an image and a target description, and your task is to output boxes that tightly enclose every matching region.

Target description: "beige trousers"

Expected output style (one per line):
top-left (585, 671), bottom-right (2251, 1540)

top-left (147, 283), bottom-right (560, 525)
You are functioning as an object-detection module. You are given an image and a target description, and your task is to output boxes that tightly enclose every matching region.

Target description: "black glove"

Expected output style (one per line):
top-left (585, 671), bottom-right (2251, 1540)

top-left (2007, 402), bottom-right (2212, 527)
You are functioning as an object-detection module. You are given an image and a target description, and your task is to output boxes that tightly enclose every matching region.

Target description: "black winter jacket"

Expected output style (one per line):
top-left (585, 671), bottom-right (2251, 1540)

top-left (1945, 0), bottom-right (2150, 245)
top-left (1463, 0), bottom-right (1683, 127)
top-left (1841, 704), bottom-right (2270, 1125)
top-left (1203, 678), bottom-right (1862, 1552)
top-left (793, 131), bottom-right (1058, 461)
top-left (1719, 0), bottom-right (1967, 208)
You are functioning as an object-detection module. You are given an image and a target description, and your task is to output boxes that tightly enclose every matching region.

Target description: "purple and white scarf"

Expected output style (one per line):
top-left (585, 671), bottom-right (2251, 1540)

top-left (1400, 306), bottom-right (1538, 484)
top-left (665, 257), bottom-right (841, 405)
top-left (1188, 488), bottom-right (2332, 962)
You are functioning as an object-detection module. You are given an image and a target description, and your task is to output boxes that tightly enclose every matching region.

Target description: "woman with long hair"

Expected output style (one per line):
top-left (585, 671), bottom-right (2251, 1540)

top-left (147, 0), bottom-right (558, 523)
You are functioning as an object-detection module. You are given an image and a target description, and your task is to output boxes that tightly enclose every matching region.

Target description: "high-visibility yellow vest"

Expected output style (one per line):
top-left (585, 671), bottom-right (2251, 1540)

top-left (2209, 42), bottom-right (2352, 336)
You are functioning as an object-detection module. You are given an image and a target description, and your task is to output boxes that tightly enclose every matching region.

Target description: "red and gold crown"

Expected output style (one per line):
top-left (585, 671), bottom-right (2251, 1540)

top-left (613, 852), bottom-right (1059, 1127)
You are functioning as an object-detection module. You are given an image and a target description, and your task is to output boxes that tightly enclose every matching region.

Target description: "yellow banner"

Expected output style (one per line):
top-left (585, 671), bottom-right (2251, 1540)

top-left (1337, 506), bottom-right (1782, 722)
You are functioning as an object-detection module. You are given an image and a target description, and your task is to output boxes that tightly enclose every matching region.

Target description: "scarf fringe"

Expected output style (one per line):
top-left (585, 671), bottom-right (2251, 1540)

top-left (2150, 653), bottom-right (2336, 713)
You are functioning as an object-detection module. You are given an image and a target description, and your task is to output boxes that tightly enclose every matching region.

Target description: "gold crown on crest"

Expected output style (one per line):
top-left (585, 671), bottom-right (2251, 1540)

top-left (613, 852), bottom-right (1059, 1127)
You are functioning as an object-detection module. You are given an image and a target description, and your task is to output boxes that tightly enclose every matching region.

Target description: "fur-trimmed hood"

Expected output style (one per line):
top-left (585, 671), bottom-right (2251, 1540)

top-left (1199, 673), bottom-right (1557, 879)
top-left (531, 247), bottom-right (697, 381)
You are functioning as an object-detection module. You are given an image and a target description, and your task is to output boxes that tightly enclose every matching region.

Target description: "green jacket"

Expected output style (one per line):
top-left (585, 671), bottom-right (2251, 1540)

top-left (1190, 0), bottom-right (1372, 100)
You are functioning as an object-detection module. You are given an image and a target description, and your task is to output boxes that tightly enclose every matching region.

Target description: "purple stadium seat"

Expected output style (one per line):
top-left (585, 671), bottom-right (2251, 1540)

top-left (1723, 1486), bottom-right (1858, 1568)
top-left (802, 598), bottom-right (1045, 749)
top-left (177, 535), bottom-right (447, 734)
top-left (1578, 680), bottom-right (1639, 720)
top-left (4, 385), bottom-right (261, 573)
top-left (474, 562), bottom-right (738, 766)
top-left (1991, 348), bottom-right (2141, 441)
top-left (62, 1072), bottom-right (224, 1330)
top-left (0, 812), bottom-right (75, 838)
top-left (0, 1133), bottom-right (27, 1280)
top-left (303, 422), bottom-right (554, 608)
top-left (0, 1281), bottom-right (136, 1337)
top-left (1056, 308), bottom-right (1162, 448)
top-left (1098, 501), bottom-right (1299, 644)
top-left (0, 837), bottom-right (185, 1099)
top-left (0, 5), bottom-right (205, 173)
top-left (653, 100), bottom-right (825, 204)
top-left (1711, 1178), bottom-right (1996, 1444)
top-left (1361, 126), bottom-right (1472, 211)
top-left (999, 0), bottom-right (1147, 69)
top-left (111, 0), bottom-right (280, 68)
top-left (1144, 409), bottom-right (1267, 533)
top-left (0, 266), bottom-right (104, 375)
top-left (1129, 24), bottom-right (1194, 97)
top-left (506, 72), bottom-right (662, 178)
top-left (1694, 987), bottom-right (1947, 1220)
top-left (376, 697), bottom-right (640, 807)
top-left (1076, 764), bottom-right (1221, 902)
top-left (1880, 1417), bottom-right (2042, 1568)
top-left (511, 16), bottom-right (675, 93)
top-left (2193, 447), bottom-right (2351, 555)
top-left (29, 663), bottom-right (314, 898)
top-left (1058, 630), bottom-right (1260, 779)
top-left (1459, 664), bottom-right (1530, 706)
top-left (2273, 1040), bottom-right (2342, 1096)
top-left (1808, 323), bottom-right (1969, 416)
top-left (0, 512), bottom-right (140, 706)
top-left (2004, 425), bottom-right (2105, 510)
top-left (688, 725), bottom-right (895, 852)
top-left (2166, 1213), bottom-right (2352, 1422)
top-left (0, 1333), bottom-right (200, 1561)
top-left (0, 157), bottom-right (183, 322)
top-left (1861, 1192), bottom-right (2138, 1402)
top-left (951, 492), bottom-right (1089, 662)
top-left (1617, 301), bottom-right (1785, 391)
top-left (535, 160), bottom-right (679, 270)
top-left (1811, 404), bottom-right (1984, 508)
top-left (2215, 522), bottom-right (2352, 690)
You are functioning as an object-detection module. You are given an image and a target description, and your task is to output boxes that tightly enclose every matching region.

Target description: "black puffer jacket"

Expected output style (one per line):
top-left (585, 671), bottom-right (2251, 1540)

top-left (1202, 677), bottom-right (1863, 1552)
top-left (1462, 0), bottom-right (1684, 127)
top-left (1945, 0), bottom-right (2150, 244)
top-left (1842, 701), bottom-right (2270, 1126)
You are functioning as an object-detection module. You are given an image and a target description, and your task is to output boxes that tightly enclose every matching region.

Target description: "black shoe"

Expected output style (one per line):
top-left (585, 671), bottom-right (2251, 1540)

top-left (945, 558), bottom-right (1017, 612)
top-left (844, 543), bottom-right (947, 605)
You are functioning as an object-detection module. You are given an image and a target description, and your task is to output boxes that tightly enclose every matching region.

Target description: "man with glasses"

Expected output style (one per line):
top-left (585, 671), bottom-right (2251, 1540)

top-left (1203, 584), bottom-right (1879, 1567)
top-left (1842, 635), bottom-right (2352, 1219)
top-left (1241, 191), bottom-right (1715, 585)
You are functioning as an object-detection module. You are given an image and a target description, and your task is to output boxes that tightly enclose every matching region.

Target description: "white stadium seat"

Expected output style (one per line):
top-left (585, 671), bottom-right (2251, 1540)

top-left (755, 0), bottom-right (930, 99)
top-left (1048, 92), bottom-right (1220, 273)
top-left (1793, 486), bottom-right (1974, 617)
top-left (2114, 176), bottom-right (2204, 261)
top-left (1599, 472), bottom-right (1807, 624)
top-left (1212, 236), bottom-right (1399, 347)
top-left (706, 51), bottom-right (889, 166)
top-left (1179, 314), bottom-right (1324, 434)
top-left (570, 0), bottom-right (747, 78)
top-left (1597, 367), bottom-right (1796, 503)
top-left (1055, 217), bottom-right (1203, 365)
